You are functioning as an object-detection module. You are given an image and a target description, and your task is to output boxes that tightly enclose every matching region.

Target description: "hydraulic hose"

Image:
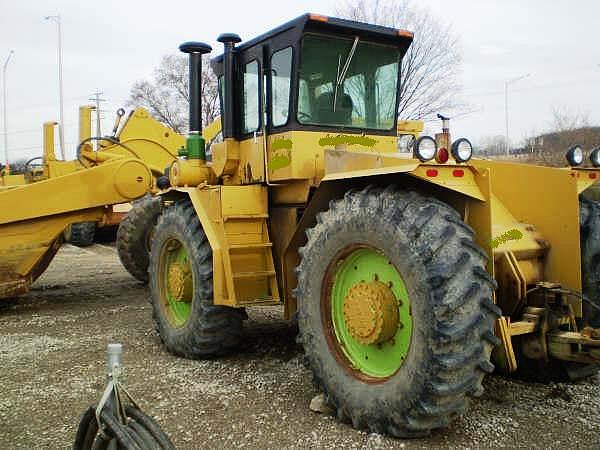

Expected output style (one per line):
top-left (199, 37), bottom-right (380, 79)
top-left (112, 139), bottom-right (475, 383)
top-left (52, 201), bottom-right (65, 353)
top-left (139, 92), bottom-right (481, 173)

top-left (73, 404), bottom-right (176, 450)
top-left (74, 344), bottom-right (175, 450)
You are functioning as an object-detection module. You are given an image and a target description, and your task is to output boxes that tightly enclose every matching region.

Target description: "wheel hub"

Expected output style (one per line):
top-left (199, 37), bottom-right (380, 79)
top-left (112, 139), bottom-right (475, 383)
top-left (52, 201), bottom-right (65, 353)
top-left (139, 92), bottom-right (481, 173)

top-left (167, 262), bottom-right (192, 302)
top-left (343, 280), bottom-right (399, 345)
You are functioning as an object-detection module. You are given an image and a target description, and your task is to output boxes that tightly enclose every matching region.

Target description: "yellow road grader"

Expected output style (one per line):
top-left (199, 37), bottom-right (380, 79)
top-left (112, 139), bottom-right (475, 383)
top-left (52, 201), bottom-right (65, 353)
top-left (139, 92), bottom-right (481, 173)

top-left (1, 106), bottom-right (186, 247)
top-left (0, 105), bottom-right (190, 297)
top-left (137, 13), bottom-right (600, 437)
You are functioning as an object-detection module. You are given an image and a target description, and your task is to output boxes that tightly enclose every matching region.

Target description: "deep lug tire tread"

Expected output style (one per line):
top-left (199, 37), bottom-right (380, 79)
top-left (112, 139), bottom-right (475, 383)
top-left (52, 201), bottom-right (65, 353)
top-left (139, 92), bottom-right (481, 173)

top-left (148, 200), bottom-right (242, 359)
top-left (296, 187), bottom-right (498, 437)
top-left (117, 195), bottom-right (162, 283)
top-left (579, 197), bottom-right (600, 327)
top-left (67, 222), bottom-right (96, 247)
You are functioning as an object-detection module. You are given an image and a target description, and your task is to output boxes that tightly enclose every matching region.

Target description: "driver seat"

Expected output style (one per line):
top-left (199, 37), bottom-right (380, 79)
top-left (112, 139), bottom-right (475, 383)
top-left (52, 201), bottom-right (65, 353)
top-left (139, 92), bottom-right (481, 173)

top-left (315, 92), bottom-right (353, 125)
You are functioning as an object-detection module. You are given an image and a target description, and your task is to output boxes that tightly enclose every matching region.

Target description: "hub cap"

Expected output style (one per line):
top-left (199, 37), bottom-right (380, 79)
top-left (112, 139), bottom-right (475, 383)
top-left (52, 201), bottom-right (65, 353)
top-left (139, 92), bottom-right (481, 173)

top-left (327, 247), bottom-right (413, 379)
top-left (343, 280), bottom-right (399, 345)
top-left (160, 238), bottom-right (193, 327)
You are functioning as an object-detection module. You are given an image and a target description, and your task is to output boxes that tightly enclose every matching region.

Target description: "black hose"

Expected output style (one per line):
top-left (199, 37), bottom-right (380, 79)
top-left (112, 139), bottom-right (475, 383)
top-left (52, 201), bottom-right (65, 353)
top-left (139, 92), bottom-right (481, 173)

top-left (73, 404), bottom-right (175, 450)
top-left (129, 420), bottom-right (161, 450)
top-left (91, 433), bottom-right (112, 450)
top-left (99, 409), bottom-right (142, 450)
top-left (124, 406), bottom-right (176, 450)
top-left (74, 406), bottom-right (98, 450)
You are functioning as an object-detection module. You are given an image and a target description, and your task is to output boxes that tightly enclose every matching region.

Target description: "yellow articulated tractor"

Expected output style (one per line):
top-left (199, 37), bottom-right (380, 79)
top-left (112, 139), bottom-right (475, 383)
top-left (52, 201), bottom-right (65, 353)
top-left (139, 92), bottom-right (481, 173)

top-left (144, 14), bottom-right (600, 437)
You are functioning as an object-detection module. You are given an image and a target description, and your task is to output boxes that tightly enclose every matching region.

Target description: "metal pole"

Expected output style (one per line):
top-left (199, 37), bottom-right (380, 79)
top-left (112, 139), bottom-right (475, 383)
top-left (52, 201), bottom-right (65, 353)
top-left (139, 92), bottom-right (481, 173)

top-left (45, 14), bottom-right (66, 160)
top-left (89, 90), bottom-right (105, 150)
top-left (504, 73), bottom-right (531, 156)
top-left (504, 81), bottom-right (509, 156)
top-left (2, 50), bottom-right (14, 168)
top-left (106, 343), bottom-right (122, 419)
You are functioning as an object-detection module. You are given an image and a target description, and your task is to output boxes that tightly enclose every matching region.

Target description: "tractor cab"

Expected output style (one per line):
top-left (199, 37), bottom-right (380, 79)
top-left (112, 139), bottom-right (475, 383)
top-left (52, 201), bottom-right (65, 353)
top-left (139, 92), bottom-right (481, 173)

top-left (208, 14), bottom-right (413, 187)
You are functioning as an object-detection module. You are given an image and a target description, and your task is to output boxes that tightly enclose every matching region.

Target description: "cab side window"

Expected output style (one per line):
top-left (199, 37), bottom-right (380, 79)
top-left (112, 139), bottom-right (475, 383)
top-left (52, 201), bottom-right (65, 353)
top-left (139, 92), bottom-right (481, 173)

top-left (270, 47), bottom-right (293, 127)
top-left (242, 60), bottom-right (260, 134)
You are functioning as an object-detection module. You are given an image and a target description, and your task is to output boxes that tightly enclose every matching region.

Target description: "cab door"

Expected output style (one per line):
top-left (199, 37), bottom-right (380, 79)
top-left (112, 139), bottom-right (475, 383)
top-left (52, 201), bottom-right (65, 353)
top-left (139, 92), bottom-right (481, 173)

top-left (237, 46), bottom-right (265, 184)
top-left (265, 45), bottom-right (294, 181)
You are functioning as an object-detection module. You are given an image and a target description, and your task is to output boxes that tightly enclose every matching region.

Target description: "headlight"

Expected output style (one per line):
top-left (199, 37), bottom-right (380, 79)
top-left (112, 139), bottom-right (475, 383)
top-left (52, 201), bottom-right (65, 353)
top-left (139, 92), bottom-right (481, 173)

top-left (398, 134), bottom-right (415, 153)
top-left (414, 136), bottom-right (437, 162)
top-left (451, 138), bottom-right (473, 163)
top-left (590, 147), bottom-right (600, 167)
top-left (566, 145), bottom-right (584, 166)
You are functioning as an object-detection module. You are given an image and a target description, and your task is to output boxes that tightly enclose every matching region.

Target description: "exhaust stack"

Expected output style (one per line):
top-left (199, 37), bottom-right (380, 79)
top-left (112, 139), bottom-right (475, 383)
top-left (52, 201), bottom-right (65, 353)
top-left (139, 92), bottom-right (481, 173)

top-left (179, 41), bottom-right (212, 160)
top-left (217, 33), bottom-right (241, 139)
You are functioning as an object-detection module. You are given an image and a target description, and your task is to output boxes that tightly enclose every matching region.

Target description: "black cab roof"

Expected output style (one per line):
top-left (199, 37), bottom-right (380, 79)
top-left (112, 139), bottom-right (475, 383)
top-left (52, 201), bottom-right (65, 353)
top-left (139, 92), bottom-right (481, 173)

top-left (211, 13), bottom-right (413, 66)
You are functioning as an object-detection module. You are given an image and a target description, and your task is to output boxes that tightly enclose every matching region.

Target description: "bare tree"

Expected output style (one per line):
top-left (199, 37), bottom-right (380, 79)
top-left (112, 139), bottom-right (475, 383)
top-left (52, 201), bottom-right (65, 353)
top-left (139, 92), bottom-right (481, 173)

top-left (128, 55), bottom-right (220, 134)
top-left (336, 0), bottom-right (463, 121)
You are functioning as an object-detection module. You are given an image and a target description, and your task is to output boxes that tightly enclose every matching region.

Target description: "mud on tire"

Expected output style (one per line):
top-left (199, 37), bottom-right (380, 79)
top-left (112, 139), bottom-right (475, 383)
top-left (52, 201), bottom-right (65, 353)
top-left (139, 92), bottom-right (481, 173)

top-left (148, 200), bottom-right (242, 358)
top-left (295, 187), bottom-right (500, 437)
top-left (117, 195), bottom-right (162, 283)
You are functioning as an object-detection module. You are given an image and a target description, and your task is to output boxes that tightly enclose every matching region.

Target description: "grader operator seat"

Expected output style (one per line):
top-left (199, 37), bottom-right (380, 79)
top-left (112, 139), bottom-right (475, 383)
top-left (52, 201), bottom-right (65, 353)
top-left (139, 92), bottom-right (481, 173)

top-left (315, 92), bottom-right (354, 125)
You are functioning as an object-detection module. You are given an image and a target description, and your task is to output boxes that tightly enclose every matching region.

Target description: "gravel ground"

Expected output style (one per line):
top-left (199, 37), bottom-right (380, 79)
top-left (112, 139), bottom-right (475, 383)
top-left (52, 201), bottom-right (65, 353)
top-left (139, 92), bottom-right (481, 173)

top-left (1, 243), bottom-right (599, 449)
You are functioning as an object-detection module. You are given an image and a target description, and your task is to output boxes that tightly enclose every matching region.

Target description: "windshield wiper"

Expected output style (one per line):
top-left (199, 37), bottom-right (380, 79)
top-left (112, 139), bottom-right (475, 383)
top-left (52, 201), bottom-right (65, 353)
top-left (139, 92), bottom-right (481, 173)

top-left (333, 36), bottom-right (359, 112)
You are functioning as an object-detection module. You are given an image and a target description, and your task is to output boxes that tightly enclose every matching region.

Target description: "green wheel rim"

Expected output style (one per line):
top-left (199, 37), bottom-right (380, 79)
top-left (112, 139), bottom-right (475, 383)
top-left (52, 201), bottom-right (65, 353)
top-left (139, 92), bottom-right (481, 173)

top-left (330, 248), bottom-right (413, 378)
top-left (160, 238), bottom-right (193, 327)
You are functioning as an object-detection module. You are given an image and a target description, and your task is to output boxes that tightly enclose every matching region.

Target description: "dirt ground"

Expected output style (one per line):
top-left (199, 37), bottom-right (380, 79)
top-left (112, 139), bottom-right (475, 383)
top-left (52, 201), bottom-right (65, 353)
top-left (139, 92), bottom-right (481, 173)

top-left (1, 243), bottom-right (599, 449)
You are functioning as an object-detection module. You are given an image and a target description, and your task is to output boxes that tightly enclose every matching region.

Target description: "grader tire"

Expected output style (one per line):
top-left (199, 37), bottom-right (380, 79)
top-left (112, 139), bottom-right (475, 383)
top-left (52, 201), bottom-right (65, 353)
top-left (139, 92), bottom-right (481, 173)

top-left (65, 222), bottom-right (96, 247)
top-left (295, 187), bottom-right (499, 437)
top-left (579, 197), bottom-right (600, 327)
top-left (117, 196), bottom-right (162, 283)
top-left (148, 200), bottom-right (242, 358)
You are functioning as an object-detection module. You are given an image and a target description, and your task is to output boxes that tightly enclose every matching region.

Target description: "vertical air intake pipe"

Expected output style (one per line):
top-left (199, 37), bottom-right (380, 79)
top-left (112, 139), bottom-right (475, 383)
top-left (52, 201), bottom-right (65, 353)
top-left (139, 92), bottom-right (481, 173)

top-left (178, 41), bottom-right (212, 160)
top-left (217, 33), bottom-right (241, 139)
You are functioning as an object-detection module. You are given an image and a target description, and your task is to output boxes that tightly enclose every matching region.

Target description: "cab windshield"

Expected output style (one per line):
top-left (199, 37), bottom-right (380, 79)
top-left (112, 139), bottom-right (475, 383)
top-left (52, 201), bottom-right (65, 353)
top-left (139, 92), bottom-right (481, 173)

top-left (298, 34), bottom-right (401, 131)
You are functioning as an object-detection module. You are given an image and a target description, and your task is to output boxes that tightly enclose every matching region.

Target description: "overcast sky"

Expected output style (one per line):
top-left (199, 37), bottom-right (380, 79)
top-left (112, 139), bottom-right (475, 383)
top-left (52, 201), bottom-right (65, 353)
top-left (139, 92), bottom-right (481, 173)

top-left (1, 0), bottom-right (599, 161)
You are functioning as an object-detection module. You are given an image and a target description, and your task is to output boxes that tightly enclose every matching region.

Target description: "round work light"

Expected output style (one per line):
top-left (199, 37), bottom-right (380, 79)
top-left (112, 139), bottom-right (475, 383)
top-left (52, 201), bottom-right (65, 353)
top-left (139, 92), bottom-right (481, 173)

top-left (413, 136), bottom-right (437, 162)
top-left (566, 145), bottom-right (584, 166)
top-left (451, 138), bottom-right (473, 163)
top-left (590, 147), bottom-right (600, 167)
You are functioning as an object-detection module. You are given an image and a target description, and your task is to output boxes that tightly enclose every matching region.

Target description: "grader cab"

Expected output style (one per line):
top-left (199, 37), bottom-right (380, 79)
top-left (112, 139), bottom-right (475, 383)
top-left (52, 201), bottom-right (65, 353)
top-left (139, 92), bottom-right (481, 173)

top-left (118, 13), bottom-right (600, 437)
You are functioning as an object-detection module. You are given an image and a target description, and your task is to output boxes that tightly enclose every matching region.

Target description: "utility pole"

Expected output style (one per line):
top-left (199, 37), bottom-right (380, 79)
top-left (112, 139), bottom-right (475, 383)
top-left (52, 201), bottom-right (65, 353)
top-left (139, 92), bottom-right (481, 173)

top-left (504, 73), bottom-right (530, 156)
top-left (89, 90), bottom-right (106, 149)
top-left (45, 14), bottom-right (66, 160)
top-left (2, 50), bottom-right (14, 170)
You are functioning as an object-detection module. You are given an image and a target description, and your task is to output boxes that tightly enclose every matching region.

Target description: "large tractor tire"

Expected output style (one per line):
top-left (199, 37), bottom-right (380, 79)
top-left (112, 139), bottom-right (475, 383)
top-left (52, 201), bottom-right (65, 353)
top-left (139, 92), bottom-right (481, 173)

top-left (117, 196), bottom-right (162, 283)
top-left (148, 200), bottom-right (242, 358)
top-left (64, 222), bottom-right (96, 247)
top-left (295, 187), bottom-right (499, 437)
top-left (580, 197), bottom-right (600, 327)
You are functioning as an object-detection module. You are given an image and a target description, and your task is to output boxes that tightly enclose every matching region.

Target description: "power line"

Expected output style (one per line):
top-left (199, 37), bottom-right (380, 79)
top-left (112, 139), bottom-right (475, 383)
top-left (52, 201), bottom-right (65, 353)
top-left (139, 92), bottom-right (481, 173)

top-left (0, 123), bottom-right (77, 135)
top-left (464, 78), bottom-right (600, 98)
top-left (8, 142), bottom-right (77, 153)
top-left (5, 95), bottom-right (91, 113)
